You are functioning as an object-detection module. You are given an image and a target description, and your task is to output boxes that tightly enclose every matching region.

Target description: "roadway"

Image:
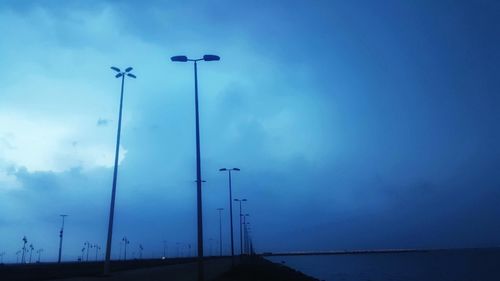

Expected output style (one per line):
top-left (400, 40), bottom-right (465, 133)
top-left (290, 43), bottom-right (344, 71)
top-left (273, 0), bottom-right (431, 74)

top-left (48, 258), bottom-right (233, 281)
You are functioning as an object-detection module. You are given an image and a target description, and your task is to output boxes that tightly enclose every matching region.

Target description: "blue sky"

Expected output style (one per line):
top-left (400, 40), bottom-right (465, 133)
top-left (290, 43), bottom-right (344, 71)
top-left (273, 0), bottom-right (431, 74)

top-left (0, 0), bottom-right (499, 262)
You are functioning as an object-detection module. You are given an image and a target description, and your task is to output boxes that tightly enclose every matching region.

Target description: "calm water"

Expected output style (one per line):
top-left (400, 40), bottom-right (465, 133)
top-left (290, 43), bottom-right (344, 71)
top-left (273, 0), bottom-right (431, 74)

top-left (267, 249), bottom-right (500, 281)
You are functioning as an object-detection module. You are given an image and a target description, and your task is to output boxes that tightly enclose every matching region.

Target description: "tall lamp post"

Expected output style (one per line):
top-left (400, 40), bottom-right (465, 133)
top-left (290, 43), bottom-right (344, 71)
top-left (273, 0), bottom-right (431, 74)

top-left (219, 168), bottom-right (240, 263)
top-left (163, 240), bottom-right (167, 258)
top-left (171, 54), bottom-right (220, 281)
top-left (241, 214), bottom-right (249, 255)
top-left (122, 237), bottom-right (130, 260)
top-left (104, 66), bottom-right (136, 275)
top-left (234, 199), bottom-right (247, 256)
top-left (36, 249), bottom-right (43, 263)
top-left (21, 236), bottom-right (27, 264)
top-left (216, 208), bottom-right (224, 256)
top-left (84, 241), bottom-right (91, 262)
top-left (58, 214), bottom-right (68, 263)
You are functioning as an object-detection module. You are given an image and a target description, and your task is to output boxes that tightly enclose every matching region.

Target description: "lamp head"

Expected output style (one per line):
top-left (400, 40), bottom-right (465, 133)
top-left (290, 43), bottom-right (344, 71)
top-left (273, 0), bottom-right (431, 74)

top-left (203, 54), bottom-right (220, 61)
top-left (171, 55), bottom-right (188, 62)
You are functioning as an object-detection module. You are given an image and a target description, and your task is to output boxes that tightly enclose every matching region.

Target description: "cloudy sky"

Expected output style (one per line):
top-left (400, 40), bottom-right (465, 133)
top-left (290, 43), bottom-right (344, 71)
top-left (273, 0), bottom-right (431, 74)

top-left (0, 0), bottom-right (499, 262)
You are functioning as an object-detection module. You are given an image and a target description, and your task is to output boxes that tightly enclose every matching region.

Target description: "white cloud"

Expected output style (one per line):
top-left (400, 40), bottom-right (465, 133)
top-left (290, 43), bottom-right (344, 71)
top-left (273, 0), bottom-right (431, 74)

top-left (0, 112), bottom-right (126, 173)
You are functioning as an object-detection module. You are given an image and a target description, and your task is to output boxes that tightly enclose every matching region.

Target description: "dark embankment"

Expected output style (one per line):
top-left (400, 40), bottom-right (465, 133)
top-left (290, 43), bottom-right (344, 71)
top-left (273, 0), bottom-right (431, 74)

top-left (214, 256), bottom-right (319, 281)
top-left (0, 257), bottom-right (200, 281)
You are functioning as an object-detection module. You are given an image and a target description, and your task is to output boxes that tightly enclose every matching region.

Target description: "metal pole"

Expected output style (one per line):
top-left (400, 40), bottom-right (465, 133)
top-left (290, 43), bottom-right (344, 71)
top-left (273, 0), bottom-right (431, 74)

top-left (194, 60), bottom-right (205, 281)
top-left (242, 217), bottom-right (246, 255)
top-left (163, 240), bottom-right (167, 258)
top-left (58, 215), bottom-right (67, 263)
top-left (21, 237), bottom-right (27, 264)
top-left (238, 201), bottom-right (242, 256)
top-left (86, 242), bottom-right (90, 262)
top-left (228, 170), bottom-right (235, 264)
top-left (104, 73), bottom-right (125, 274)
top-left (217, 208), bottom-right (223, 256)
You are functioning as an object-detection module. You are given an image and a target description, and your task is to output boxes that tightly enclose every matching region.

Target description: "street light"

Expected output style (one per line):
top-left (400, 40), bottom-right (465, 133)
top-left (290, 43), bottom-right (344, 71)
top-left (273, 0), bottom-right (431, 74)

top-left (29, 244), bottom-right (34, 263)
top-left (241, 214), bottom-right (250, 255)
top-left (104, 66), bottom-right (136, 275)
top-left (163, 240), bottom-right (167, 259)
top-left (84, 241), bottom-right (91, 262)
top-left (58, 214), bottom-right (68, 263)
top-left (94, 245), bottom-right (101, 261)
top-left (219, 168), bottom-right (240, 263)
top-left (122, 237), bottom-right (130, 260)
top-left (216, 208), bottom-right (224, 256)
top-left (234, 198), bottom-right (247, 256)
top-left (171, 54), bottom-right (220, 281)
top-left (36, 249), bottom-right (43, 263)
top-left (21, 236), bottom-right (27, 264)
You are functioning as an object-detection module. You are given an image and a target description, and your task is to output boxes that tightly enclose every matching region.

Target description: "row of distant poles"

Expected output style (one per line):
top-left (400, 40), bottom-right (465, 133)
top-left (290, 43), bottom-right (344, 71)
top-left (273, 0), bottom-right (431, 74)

top-left (101, 54), bottom-right (239, 281)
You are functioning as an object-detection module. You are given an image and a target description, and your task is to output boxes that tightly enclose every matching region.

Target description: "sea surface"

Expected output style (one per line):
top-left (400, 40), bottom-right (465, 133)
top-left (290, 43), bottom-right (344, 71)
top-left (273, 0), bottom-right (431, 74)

top-left (266, 248), bottom-right (500, 281)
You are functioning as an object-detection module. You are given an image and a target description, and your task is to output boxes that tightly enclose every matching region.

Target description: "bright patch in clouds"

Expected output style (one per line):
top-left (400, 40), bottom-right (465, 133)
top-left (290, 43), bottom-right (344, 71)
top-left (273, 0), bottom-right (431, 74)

top-left (0, 112), bottom-right (126, 173)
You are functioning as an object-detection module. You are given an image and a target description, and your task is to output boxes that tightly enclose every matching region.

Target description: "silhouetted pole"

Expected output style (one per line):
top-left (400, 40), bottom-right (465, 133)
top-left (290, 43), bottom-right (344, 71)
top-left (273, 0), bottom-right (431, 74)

top-left (171, 54), bottom-right (220, 281)
top-left (104, 67), bottom-right (136, 275)
top-left (122, 237), bottom-right (130, 260)
top-left (29, 244), bottom-right (34, 263)
top-left (219, 168), bottom-right (240, 264)
top-left (241, 214), bottom-right (249, 254)
top-left (163, 240), bottom-right (167, 258)
top-left (95, 245), bottom-right (101, 261)
top-left (37, 249), bottom-right (43, 263)
top-left (84, 241), bottom-right (91, 262)
top-left (21, 236), bottom-right (27, 263)
top-left (216, 208), bottom-right (224, 256)
top-left (234, 199), bottom-right (247, 255)
top-left (245, 223), bottom-right (251, 254)
top-left (58, 214), bottom-right (67, 263)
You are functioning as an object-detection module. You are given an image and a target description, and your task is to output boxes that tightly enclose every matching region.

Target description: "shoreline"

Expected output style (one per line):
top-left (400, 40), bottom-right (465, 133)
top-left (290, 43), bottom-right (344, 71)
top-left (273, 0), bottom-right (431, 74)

top-left (213, 256), bottom-right (319, 281)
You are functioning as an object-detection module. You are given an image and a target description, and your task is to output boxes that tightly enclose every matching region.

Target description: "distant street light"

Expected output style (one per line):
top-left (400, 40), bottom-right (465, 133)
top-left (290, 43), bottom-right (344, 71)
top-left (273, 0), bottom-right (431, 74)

top-left (216, 208), bottom-right (224, 256)
top-left (122, 237), bottom-right (130, 260)
top-left (163, 240), bottom-right (167, 258)
top-left (234, 198), bottom-right (247, 255)
top-left (36, 249), bottom-right (43, 263)
top-left (58, 214), bottom-right (68, 263)
top-left (241, 214), bottom-right (250, 254)
top-left (94, 245), bottom-right (101, 261)
top-left (104, 66), bottom-right (136, 275)
top-left (80, 247), bottom-right (85, 262)
top-left (16, 250), bottom-right (21, 264)
top-left (21, 236), bottom-right (27, 263)
top-left (172, 54), bottom-right (220, 281)
top-left (219, 168), bottom-right (240, 263)
top-left (84, 241), bottom-right (91, 262)
top-left (29, 244), bottom-right (34, 263)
